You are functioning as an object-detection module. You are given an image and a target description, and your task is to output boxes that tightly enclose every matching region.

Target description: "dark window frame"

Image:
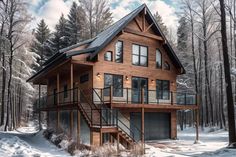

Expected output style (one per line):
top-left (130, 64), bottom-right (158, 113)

top-left (64, 84), bottom-right (68, 98)
top-left (104, 73), bottom-right (123, 97)
top-left (132, 44), bottom-right (148, 67)
top-left (115, 41), bottom-right (123, 63)
top-left (164, 61), bottom-right (170, 70)
top-left (156, 49), bottom-right (162, 69)
top-left (156, 80), bottom-right (170, 100)
top-left (104, 51), bottom-right (113, 61)
top-left (80, 73), bottom-right (89, 84)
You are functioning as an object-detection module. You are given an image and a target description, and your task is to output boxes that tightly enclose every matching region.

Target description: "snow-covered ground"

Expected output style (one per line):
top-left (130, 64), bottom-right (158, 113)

top-left (146, 127), bottom-right (236, 157)
top-left (0, 125), bottom-right (235, 157)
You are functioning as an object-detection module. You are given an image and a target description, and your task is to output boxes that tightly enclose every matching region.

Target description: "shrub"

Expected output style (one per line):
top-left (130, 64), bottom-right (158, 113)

top-left (130, 142), bottom-right (144, 157)
top-left (43, 128), bottom-right (54, 140)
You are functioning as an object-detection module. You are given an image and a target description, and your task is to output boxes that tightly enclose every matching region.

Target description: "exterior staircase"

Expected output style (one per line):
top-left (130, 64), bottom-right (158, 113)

top-left (77, 87), bottom-right (143, 149)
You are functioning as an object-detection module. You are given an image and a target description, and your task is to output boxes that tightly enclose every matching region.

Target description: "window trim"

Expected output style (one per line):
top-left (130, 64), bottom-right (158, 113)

top-left (115, 40), bottom-right (123, 63)
top-left (132, 44), bottom-right (148, 67)
top-left (104, 51), bottom-right (113, 61)
top-left (156, 49), bottom-right (162, 69)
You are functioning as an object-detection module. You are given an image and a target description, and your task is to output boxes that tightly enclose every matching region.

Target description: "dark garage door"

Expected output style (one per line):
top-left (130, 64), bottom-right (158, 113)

top-left (130, 112), bottom-right (171, 141)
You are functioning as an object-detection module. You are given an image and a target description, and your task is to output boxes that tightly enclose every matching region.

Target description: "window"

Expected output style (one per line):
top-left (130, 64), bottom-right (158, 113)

top-left (115, 41), bottom-right (123, 63)
top-left (80, 74), bottom-right (89, 83)
top-left (64, 85), bottom-right (68, 98)
top-left (156, 80), bottom-right (170, 100)
top-left (132, 44), bottom-right (148, 67)
top-left (164, 62), bottom-right (170, 70)
top-left (104, 51), bottom-right (112, 61)
top-left (156, 49), bottom-right (162, 69)
top-left (104, 74), bottom-right (123, 97)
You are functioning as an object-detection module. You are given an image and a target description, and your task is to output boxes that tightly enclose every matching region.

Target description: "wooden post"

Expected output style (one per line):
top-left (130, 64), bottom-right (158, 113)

top-left (57, 74), bottom-right (60, 132)
top-left (141, 88), bottom-right (144, 104)
top-left (77, 111), bottom-right (80, 147)
top-left (141, 107), bottom-right (145, 154)
top-left (194, 94), bottom-right (200, 143)
top-left (70, 63), bottom-right (74, 138)
top-left (38, 84), bottom-right (42, 130)
top-left (110, 85), bottom-right (113, 104)
top-left (116, 132), bottom-right (120, 154)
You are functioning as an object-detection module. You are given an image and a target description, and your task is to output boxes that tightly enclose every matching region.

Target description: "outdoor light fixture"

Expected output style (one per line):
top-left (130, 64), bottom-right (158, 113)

top-left (151, 79), bottom-right (154, 84)
top-left (97, 73), bottom-right (101, 78)
top-left (125, 76), bottom-right (129, 81)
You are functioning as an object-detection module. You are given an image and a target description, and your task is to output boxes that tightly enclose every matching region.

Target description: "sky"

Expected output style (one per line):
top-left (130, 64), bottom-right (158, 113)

top-left (29, 0), bottom-right (179, 33)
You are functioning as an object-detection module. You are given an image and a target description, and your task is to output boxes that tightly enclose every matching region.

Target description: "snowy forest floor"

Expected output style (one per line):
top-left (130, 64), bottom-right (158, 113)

top-left (0, 124), bottom-right (235, 157)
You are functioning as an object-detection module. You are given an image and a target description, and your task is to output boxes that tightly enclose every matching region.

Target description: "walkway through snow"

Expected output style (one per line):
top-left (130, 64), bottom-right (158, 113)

top-left (0, 126), bottom-right (70, 157)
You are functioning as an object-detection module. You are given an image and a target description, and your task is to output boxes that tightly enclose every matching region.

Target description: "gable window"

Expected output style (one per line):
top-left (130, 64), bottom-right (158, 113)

top-left (156, 49), bottom-right (162, 69)
top-left (132, 44), bottom-right (148, 67)
top-left (164, 61), bottom-right (170, 70)
top-left (104, 51), bottom-right (112, 61)
top-left (115, 41), bottom-right (123, 63)
top-left (104, 74), bottom-right (123, 97)
top-left (64, 84), bottom-right (68, 98)
top-left (156, 80), bottom-right (170, 100)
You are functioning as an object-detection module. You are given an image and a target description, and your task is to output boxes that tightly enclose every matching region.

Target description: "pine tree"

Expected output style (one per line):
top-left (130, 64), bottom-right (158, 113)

top-left (30, 19), bottom-right (52, 70)
top-left (177, 17), bottom-right (189, 52)
top-left (153, 11), bottom-right (168, 36)
top-left (51, 14), bottom-right (70, 53)
top-left (67, 2), bottom-right (84, 45)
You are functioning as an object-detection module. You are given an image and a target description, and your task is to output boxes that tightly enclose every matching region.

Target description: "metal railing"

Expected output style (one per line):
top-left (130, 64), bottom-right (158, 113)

top-left (93, 87), bottom-right (197, 106)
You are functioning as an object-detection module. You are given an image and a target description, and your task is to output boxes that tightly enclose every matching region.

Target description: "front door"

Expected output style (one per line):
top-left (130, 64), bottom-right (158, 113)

top-left (132, 77), bottom-right (148, 103)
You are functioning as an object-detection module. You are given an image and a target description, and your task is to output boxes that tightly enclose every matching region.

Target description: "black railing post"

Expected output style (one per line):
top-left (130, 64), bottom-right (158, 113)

top-left (184, 93), bottom-right (187, 105)
top-left (126, 88), bottom-right (128, 104)
top-left (100, 109), bottom-right (102, 128)
top-left (171, 92), bottom-right (173, 105)
top-left (91, 109), bottom-right (93, 126)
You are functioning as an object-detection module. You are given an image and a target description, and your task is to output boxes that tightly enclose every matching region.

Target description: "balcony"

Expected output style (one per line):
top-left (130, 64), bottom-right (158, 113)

top-left (93, 87), bottom-right (198, 109)
top-left (35, 87), bottom-right (198, 111)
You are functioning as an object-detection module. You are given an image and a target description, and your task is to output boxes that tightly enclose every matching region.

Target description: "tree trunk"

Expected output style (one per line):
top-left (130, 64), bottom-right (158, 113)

top-left (219, 0), bottom-right (236, 145)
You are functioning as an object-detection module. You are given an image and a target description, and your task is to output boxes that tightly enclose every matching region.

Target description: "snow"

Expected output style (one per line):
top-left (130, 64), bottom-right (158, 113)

top-left (0, 125), bottom-right (70, 157)
top-left (0, 125), bottom-right (235, 157)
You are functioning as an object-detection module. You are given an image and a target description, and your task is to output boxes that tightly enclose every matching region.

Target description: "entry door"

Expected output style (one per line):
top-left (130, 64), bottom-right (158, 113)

top-left (132, 77), bottom-right (148, 103)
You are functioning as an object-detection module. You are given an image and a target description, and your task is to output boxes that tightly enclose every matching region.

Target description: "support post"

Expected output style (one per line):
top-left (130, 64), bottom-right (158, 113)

top-left (57, 73), bottom-right (60, 132)
top-left (141, 88), bottom-right (144, 104)
top-left (116, 132), bottom-right (120, 154)
top-left (70, 63), bottom-right (74, 138)
top-left (141, 107), bottom-right (145, 154)
top-left (110, 85), bottom-right (113, 104)
top-left (77, 111), bottom-right (80, 147)
top-left (38, 84), bottom-right (42, 130)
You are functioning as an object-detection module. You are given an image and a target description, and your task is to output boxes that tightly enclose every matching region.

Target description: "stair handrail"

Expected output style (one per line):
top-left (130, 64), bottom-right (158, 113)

top-left (93, 88), bottom-right (144, 143)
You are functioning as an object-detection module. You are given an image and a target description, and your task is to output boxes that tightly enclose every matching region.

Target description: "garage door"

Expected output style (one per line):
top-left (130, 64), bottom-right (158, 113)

top-left (130, 112), bottom-right (171, 141)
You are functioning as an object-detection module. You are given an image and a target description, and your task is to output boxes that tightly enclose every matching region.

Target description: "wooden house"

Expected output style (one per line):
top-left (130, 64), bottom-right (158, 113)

top-left (28, 4), bottom-right (198, 149)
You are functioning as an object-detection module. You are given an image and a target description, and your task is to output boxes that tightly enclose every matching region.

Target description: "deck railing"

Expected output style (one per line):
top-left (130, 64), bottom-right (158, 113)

top-left (93, 87), bottom-right (197, 106)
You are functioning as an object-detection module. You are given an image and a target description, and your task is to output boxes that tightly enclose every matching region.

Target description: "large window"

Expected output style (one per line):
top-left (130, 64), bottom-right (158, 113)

top-left (156, 49), bottom-right (162, 69)
top-left (156, 80), bottom-right (170, 100)
top-left (132, 44), bottom-right (148, 67)
top-left (64, 84), bottom-right (68, 98)
top-left (104, 51), bottom-right (112, 61)
top-left (115, 41), bottom-right (123, 63)
top-left (104, 74), bottom-right (123, 97)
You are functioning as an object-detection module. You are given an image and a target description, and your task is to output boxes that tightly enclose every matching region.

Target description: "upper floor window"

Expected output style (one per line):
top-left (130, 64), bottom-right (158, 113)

top-left (156, 80), bottom-right (170, 100)
top-left (132, 44), bottom-right (148, 67)
top-left (104, 74), bottom-right (123, 97)
top-left (164, 61), bottom-right (170, 70)
top-left (115, 41), bottom-right (123, 63)
top-left (104, 51), bottom-right (112, 61)
top-left (156, 49), bottom-right (162, 69)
